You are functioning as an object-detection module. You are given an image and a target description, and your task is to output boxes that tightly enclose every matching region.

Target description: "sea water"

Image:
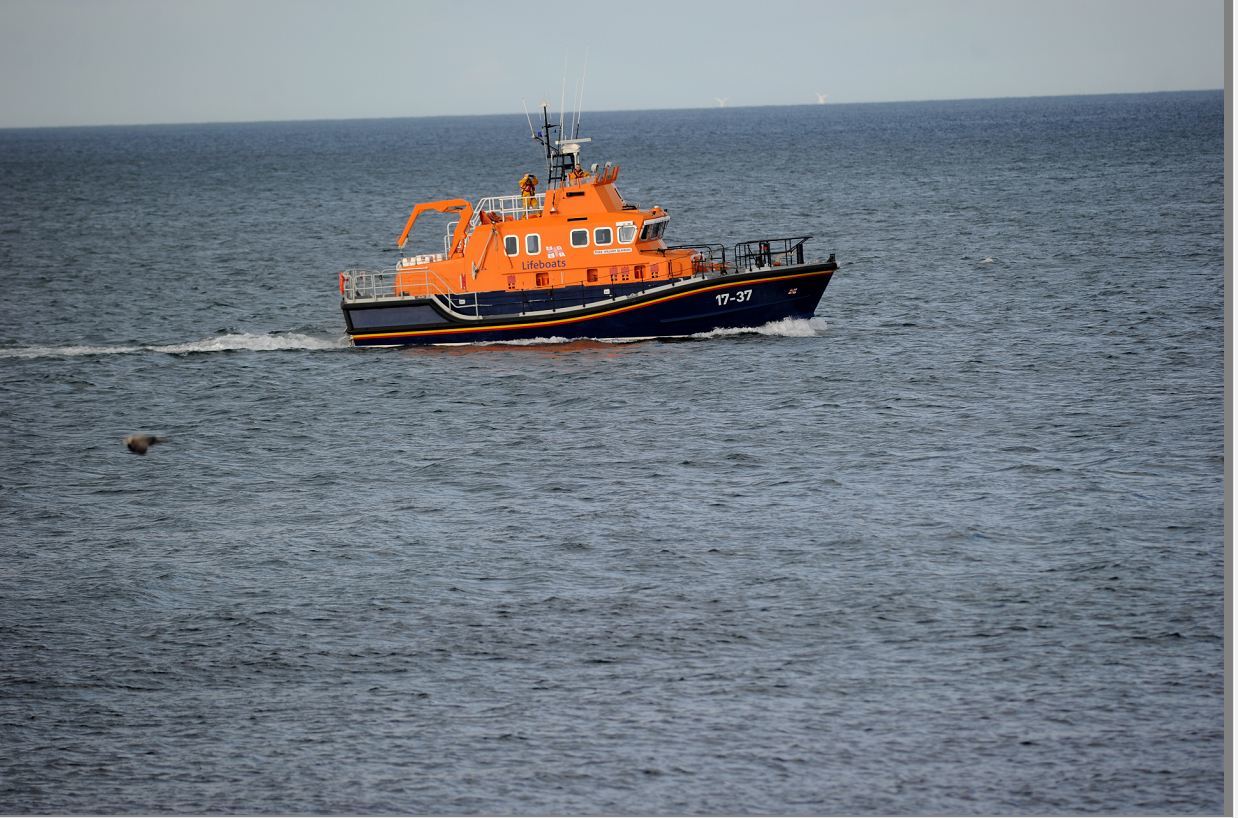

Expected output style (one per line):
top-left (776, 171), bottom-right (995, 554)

top-left (0, 91), bottom-right (1224, 814)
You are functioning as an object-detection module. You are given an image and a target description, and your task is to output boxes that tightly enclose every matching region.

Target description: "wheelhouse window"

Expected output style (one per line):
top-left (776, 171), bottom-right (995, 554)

top-left (617, 223), bottom-right (637, 243)
top-left (570, 228), bottom-right (589, 247)
top-left (504, 235), bottom-right (519, 256)
top-left (525, 234), bottom-right (540, 255)
top-left (594, 227), bottom-right (613, 246)
top-left (639, 219), bottom-right (668, 241)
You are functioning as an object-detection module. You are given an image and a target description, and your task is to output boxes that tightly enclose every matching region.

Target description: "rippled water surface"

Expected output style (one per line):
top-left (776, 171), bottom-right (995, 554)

top-left (0, 92), bottom-right (1224, 814)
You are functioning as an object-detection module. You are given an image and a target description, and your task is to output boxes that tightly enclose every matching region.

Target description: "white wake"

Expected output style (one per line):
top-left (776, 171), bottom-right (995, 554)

top-left (427, 318), bottom-right (827, 348)
top-left (688, 317), bottom-right (827, 339)
top-left (0, 332), bottom-right (349, 359)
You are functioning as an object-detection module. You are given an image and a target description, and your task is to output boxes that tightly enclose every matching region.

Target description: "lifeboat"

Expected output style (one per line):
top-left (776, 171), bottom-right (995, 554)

top-left (338, 106), bottom-right (839, 346)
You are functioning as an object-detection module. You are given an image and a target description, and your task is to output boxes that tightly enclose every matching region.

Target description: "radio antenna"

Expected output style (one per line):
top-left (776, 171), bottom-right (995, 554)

top-left (559, 58), bottom-right (568, 139)
top-left (573, 51), bottom-right (589, 139)
top-left (522, 99), bottom-right (536, 138)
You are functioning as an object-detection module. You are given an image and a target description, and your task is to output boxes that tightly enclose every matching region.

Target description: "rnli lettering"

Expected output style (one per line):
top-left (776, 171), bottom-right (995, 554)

top-left (520, 259), bottom-right (567, 271)
top-left (593, 247), bottom-right (633, 255)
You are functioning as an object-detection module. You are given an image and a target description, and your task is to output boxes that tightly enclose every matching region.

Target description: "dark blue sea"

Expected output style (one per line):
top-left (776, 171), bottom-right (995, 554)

top-left (0, 91), bottom-right (1224, 815)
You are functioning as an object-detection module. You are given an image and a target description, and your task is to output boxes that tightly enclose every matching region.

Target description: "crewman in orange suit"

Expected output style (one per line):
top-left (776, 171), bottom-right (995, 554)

top-left (568, 164), bottom-right (588, 182)
top-left (519, 172), bottom-right (539, 214)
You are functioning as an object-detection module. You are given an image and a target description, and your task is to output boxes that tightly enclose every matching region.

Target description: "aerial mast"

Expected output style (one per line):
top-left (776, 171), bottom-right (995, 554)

top-left (531, 99), bottom-right (593, 190)
top-left (539, 104), bottom-right (557, 185)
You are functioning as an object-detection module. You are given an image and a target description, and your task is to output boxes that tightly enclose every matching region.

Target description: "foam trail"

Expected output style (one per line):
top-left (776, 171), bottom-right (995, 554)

top-left (467, 336), bottom-right (574, 347)
top-left (689, 317), bottom-right (827, 340)
top-left (426, 318), bottom-right (826, 348)
top-left (0, 332), bottom-right (349, 359)
top-left (150, 333), bottom-right (348, 354)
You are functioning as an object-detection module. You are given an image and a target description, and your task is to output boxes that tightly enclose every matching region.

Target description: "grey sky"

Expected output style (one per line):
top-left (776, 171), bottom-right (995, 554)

top-left (0, 0), bottom-right (1224, 128)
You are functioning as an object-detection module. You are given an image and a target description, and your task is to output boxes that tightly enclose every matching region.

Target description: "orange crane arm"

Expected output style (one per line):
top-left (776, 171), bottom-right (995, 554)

top-left (395, 198), bottom-right (473, 250)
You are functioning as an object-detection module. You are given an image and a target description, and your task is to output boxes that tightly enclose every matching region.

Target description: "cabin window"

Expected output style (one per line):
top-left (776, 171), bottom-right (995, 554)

top-left (594, 227), bottom-right (613, 246)
top-left (586, 268), bottom-right (598, 283)
top-left (570, 228), bottom-right (589, 247)
top-left (504, 235), bottom-right (519, 256)
top-left (525, 234), bottom-right (540, 255)
top-left (617, 224), bottom-right (637, 243)
top-left (640, 219), bottom-right (668, 241)
top-left (536, 272), bottom-right (550, 287)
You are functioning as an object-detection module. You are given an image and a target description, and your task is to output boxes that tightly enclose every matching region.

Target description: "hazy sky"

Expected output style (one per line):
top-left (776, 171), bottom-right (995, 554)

top-left (0, 0), bottom-right (1225, 127)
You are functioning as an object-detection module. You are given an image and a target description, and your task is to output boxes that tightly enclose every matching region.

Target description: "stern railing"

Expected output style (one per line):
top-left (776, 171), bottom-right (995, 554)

top-left (341, 266), bottom-right (456, 301)
top-left (340, 266), bottom-right (484, 317)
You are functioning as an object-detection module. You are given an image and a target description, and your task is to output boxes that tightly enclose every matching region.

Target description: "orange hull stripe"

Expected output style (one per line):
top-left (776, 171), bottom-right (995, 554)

top-left (351, 269), bottom-right (831, 341)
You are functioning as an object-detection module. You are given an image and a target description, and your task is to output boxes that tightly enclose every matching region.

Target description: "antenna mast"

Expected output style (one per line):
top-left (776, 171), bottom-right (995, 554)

top-left (573, 52), bottom-right (588, 139)
top-left (532, 102), bottom-right (591, 189)
top-left (522, 99), bottom-right (537, 138)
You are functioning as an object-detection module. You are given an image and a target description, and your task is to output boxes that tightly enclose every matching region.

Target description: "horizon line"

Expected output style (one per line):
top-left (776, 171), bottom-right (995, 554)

top-left (0, 87), bottom-right (1222, 132)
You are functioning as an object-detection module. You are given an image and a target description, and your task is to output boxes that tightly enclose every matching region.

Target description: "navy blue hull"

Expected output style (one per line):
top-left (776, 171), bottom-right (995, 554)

top-left (344, 264), bottom-right (834, 347)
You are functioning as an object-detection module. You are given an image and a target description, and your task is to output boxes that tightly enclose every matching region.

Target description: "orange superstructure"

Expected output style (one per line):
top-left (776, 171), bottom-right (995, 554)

top-left (390, 163), bottom-right (693, 298)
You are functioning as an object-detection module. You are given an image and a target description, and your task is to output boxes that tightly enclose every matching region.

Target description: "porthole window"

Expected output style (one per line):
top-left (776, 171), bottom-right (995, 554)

top-left (594, 227), bottom-right (613, 246)
top-left (570, 228), bottom-right (589, 247)
top-left (525, 234), bottom-right (540, 255)
top-left (617, 224), bottom-right (637, 243)
top-left (504, 235), bottom-right (519, 256)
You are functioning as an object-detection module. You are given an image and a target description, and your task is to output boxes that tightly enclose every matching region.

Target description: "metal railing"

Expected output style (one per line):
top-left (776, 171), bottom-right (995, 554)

top-left (663, 237), bottom-right (814, 275)
top-left (468, 193), bottom-right (546, 227)
top-left (665, 243), bottom-right (729, 276)
top-left (341, 266), bottom-right (483, 317)
top-left (341, 267), bottom-right (454, 301)
top-left (733, 236), bottom-right (811, 271)
top-left (444, 222), bottom-right (458, 257)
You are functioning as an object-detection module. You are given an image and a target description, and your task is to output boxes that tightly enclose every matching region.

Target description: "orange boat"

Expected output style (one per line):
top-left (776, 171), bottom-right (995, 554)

top-left (338, 106), bottom-right (839, 346)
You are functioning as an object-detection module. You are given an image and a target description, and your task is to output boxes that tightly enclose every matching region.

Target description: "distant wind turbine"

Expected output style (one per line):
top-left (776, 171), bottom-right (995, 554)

top-left (714, 97), bottom-right (729, 108)
top-left (816, 92), bottom-right (829, 104)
